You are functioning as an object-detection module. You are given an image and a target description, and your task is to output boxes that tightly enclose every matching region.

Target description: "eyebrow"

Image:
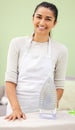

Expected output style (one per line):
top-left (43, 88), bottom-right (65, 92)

top-left (35, 14), bottom-right (53, 19)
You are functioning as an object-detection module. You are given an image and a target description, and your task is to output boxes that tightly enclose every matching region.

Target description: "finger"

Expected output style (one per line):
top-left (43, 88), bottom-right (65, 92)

top-left (8, 115), bottom-right (14, 121)
top-left (8, 114), bottom-right (17, 121)
top-left (5, 115), bottom-right (10, 119)
top-left (12, 115), bottom-right (17, 121)
top-left (22, 113), bottom-right (27, 119)
top-left (17, 114), bottom-right (22, 119)
top-left (17, 113), bottom-right (25, 120)
top-left (5, 115), bottom-right (13, 120)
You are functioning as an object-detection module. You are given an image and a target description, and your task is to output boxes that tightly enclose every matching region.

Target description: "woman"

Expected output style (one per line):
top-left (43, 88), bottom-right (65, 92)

top-left (5, 1), bottom-right (68, 120)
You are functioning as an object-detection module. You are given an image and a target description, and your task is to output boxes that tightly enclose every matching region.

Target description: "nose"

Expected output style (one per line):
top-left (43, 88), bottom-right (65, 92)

top-left (40, 19), bottom-right (45, 26)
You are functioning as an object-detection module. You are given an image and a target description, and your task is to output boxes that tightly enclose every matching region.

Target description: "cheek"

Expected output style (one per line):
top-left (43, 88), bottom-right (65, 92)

top-left (33, 19), bottom-right (36, 25)
top-left (48, 22), bottom-right (55, 28)
top-left (33, 18), bottom-right (39, 24)
top-left (33, 21), bottom-right (38, 27)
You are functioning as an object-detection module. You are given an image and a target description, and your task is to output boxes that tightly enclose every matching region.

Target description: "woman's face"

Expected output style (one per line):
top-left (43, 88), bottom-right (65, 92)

top-left (33, 7), bottom-right (56, 36)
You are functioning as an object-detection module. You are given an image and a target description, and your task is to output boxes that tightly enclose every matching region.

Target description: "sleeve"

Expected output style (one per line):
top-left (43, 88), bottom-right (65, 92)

top-left (5, 38), bottom-right (19, 84)
top-left (54, 46), bottom-right (68, 89)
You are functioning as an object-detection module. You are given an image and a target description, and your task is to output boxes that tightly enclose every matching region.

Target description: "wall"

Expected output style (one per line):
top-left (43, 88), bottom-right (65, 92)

top-left (0, 0), bottom-right (75, 85)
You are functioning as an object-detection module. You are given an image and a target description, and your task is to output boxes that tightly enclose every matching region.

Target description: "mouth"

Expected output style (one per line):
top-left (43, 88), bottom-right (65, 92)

top-left (38, 26), bottom-right (47, 31)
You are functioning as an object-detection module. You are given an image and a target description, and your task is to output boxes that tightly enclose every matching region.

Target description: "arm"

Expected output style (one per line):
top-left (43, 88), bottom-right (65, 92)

top-left (54, 45), bottom-right (68, 107)
top-left (5, 81), bottom-right (26, 120)
top-left (56, 88), bottom-right (64, 107)
top-left (5, 38), bottom-right (26, 120)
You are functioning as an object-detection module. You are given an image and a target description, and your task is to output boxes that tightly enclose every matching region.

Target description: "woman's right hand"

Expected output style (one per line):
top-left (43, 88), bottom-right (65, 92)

top-left (5, 82), bottom-right (26, 120)
top-left (5, 109), bottom-right (26, 120)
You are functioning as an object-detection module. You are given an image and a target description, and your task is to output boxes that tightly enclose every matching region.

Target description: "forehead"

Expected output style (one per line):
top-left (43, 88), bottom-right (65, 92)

top-left (35, 7), bottom-right (54, 17)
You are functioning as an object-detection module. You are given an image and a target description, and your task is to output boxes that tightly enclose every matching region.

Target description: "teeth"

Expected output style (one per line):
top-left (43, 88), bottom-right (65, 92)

top-left (39, 26), bottom-right (45, 30)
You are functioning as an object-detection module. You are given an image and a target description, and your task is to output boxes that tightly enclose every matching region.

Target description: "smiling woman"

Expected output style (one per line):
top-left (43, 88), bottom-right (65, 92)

top-left (33, 7), bottom-right (56, 39)
top-left (5, 1), bottom-right (68, 120)
top-left (33, 2), bottom-right (58, 40)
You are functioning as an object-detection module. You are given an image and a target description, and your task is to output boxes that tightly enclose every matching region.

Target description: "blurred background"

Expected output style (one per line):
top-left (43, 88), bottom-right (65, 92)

top-left (0, 0), bottom-right (75, 85)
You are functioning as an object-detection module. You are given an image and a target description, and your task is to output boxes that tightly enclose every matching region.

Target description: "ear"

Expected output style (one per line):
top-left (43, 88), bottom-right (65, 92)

top-left (52, 21), bottom-right (57, 28)
top-left (54, 21), bottom-right (57, 26)
top-left (32, 16), bottom-right (34, 23)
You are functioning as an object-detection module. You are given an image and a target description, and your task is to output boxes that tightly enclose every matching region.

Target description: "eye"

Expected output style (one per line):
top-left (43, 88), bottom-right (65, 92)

top-left (36, 16), bottom-right (42, 19)
top-left (45, 18), bottom-right (52, 21)
top-left (34, 14), bottom-right (42, 19)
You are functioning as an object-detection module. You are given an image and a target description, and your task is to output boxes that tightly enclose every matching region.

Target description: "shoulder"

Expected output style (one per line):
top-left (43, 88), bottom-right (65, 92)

top-left (9, 36), bottom-right (31, 51)
top-left (51, 39), bottom-right (68, 56)
top-left (10, 36), bottom-right (31, 46)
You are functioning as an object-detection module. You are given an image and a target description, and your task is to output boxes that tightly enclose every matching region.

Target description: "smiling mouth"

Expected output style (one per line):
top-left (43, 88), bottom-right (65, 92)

top-left (38, 26), bottom-right (46, 31)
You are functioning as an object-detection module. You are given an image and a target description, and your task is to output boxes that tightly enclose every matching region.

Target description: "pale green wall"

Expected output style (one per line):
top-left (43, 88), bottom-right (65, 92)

top-left (0, 0), bottom-right (75, 85)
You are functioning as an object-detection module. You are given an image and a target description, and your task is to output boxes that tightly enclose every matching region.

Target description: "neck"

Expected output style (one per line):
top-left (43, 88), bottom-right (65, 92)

top-left (32, 33), bottom-right (49, 43)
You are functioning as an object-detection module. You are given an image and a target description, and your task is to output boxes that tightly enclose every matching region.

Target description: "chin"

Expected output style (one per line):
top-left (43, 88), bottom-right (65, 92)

top-left (37, 31), bottom-right (47, 35)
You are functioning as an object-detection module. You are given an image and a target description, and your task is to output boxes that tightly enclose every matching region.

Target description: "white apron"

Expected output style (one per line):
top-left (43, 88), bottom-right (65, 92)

top-left (6, 38), bottom-right (54, 114)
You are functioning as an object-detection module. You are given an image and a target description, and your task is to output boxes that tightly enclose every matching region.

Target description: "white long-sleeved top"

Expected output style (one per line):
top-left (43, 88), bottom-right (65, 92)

top-left (5, 36), bottom-right (68, 88)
